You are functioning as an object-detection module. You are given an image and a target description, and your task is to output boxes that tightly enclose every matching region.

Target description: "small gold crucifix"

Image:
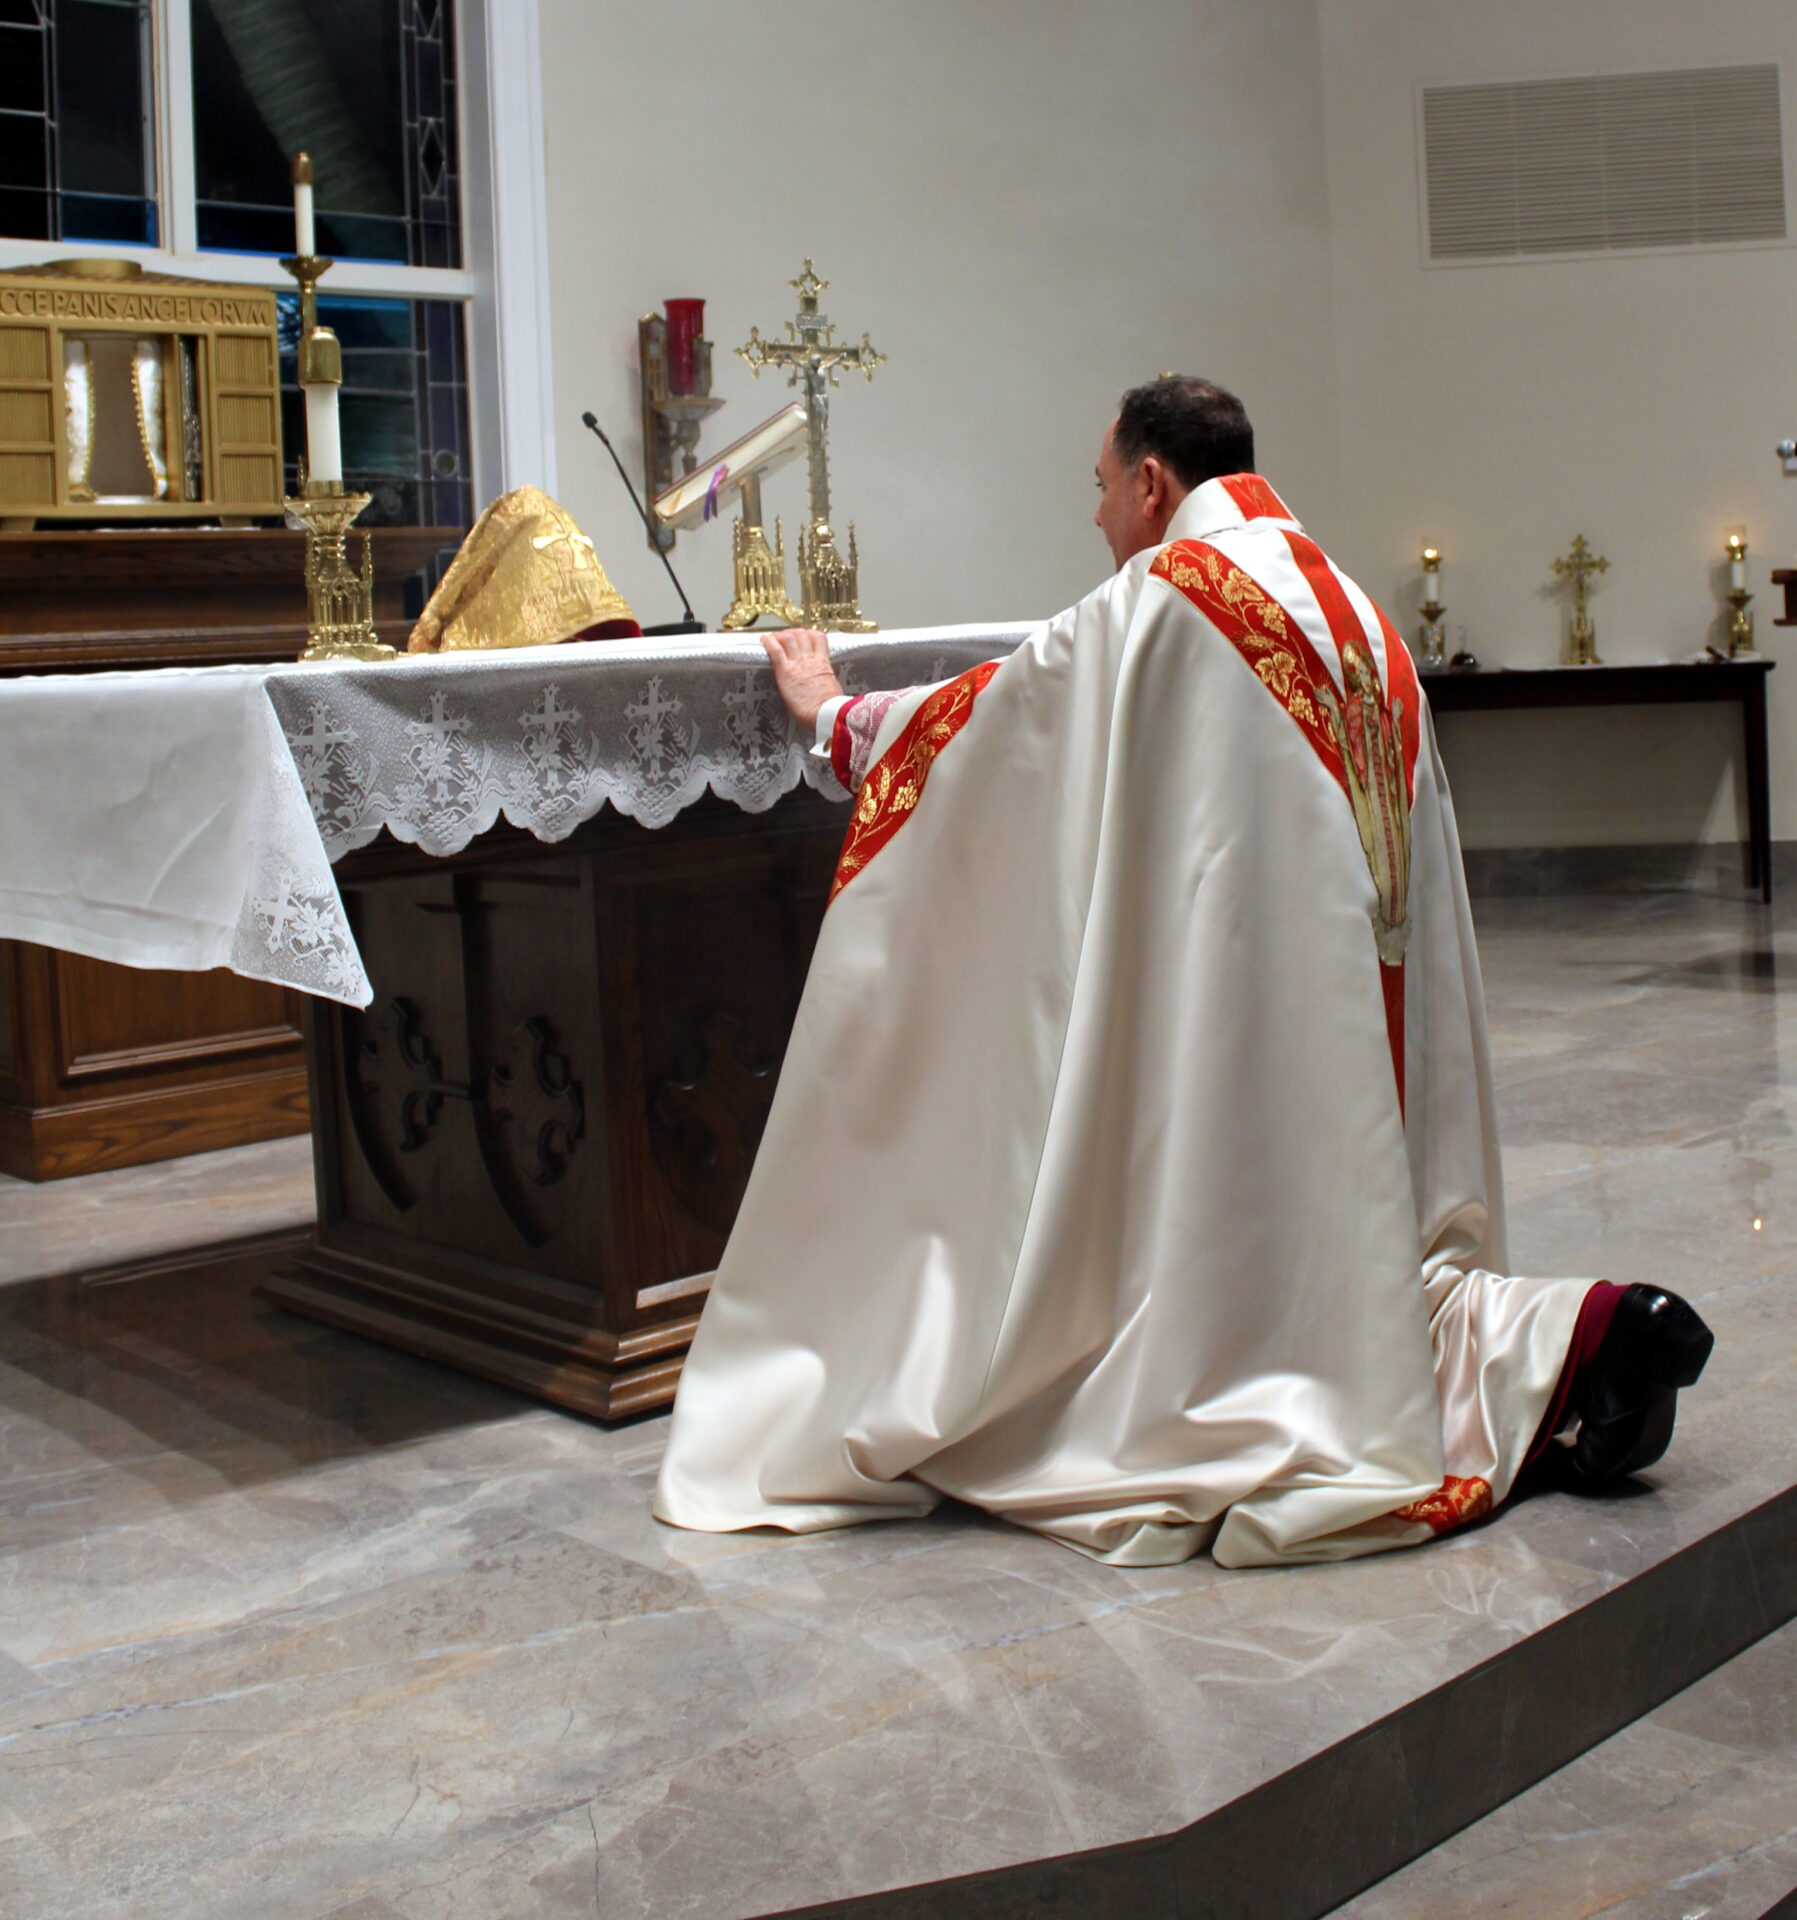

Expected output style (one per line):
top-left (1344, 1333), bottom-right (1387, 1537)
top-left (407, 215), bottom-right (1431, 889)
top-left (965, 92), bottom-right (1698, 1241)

top-left (737, 261), bottom-right (885, 630)
top-left (1551, 533), bottom-right (1609, 665)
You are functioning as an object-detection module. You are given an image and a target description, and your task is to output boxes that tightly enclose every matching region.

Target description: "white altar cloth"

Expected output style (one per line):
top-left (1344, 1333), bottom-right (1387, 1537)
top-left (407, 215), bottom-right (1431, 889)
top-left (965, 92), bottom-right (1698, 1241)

top-left (0, 625), bottom-right (1032, 1009)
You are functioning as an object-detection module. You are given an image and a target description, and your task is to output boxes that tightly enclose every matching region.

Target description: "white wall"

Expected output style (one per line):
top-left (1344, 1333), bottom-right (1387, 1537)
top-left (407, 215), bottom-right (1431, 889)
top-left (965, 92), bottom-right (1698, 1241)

top-left (538, 0), bottom-right (1339, 634)
top-left (535, 1), bottom-right (1797, 851)
top-left (1318, 0), bottom-right (1797, 847)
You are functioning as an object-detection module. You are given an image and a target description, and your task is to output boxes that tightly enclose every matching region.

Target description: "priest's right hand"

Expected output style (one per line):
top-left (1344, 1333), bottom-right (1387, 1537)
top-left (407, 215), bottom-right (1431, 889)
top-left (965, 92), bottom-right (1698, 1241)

top-left (761, 628), bottom-right (845, 734)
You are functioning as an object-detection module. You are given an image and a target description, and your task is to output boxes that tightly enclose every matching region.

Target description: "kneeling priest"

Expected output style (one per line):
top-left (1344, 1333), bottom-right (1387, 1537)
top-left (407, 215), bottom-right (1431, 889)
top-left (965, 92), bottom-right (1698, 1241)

top-left (654, 376), bottom-right (1713, 1568)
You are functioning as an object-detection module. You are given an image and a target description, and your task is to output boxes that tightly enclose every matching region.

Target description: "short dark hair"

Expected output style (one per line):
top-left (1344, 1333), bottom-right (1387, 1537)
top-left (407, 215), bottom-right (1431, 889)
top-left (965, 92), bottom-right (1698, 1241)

top-left (1113, 376), bottom-right (1254, 489)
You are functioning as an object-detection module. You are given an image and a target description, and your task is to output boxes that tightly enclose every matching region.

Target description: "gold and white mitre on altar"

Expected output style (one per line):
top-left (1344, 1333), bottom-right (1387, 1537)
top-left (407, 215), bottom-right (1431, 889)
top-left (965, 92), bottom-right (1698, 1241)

top-left (407, 485), bottom-right (639, 652)
top-left (656, 473), bottom-right (1597, 1570)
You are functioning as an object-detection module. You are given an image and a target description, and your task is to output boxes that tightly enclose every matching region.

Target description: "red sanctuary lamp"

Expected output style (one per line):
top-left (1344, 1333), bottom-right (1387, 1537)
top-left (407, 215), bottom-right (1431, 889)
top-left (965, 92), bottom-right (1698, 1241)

top-left (636, 297), bottom-right (725, 560)
top-left (663, 299), bottom-right (705, 394)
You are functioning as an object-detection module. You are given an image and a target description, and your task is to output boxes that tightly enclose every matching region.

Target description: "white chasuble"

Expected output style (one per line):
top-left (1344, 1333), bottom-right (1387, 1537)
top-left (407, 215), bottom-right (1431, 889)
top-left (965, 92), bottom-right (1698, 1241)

top-left (654, 476), bottom-right (1592, 1567)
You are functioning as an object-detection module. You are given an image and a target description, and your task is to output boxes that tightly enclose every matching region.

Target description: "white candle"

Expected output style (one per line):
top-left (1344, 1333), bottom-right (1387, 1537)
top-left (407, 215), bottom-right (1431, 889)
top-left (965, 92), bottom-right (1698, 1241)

top-left (292, 153), bottom-right (316, 257)
top-left (303, 382), bottom-right (342, 485)
top-left (1422, 547), bottom-right (1441, 604)
top-left (1728, 539), bottom-right (1747, 593)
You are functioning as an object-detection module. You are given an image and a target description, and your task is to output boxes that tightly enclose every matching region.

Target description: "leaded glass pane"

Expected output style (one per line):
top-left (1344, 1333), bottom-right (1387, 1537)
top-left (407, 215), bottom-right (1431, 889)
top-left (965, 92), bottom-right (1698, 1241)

top-left (0, 0), bottom-right (157, 245)
top-left (193, 0), bottom-right (460, 266)
top-left (277, 292), bottom-right (470, 528)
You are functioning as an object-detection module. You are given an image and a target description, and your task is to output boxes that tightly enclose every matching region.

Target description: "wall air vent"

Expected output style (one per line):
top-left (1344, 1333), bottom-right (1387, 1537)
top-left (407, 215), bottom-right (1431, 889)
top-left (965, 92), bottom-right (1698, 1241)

top-left (1421, 63), bottom-right (1786, 262)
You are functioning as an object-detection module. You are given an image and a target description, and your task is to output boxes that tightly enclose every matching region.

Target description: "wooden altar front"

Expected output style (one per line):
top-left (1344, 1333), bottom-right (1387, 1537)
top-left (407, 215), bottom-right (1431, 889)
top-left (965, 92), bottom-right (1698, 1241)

top-left (264, 789), bottom-right (844, 1419)
top-left (0, 527), bottom-right (458, 1179)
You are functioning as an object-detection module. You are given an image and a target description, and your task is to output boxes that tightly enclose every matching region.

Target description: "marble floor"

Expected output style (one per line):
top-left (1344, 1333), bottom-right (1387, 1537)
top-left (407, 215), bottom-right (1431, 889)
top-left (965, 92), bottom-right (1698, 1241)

top-left (1333, 1615), bottom-right (1797, 1920)
top-left (1, 889), bottom-right (1794, 1919)
top-left (0, 1134), bottom-right (314, 1286)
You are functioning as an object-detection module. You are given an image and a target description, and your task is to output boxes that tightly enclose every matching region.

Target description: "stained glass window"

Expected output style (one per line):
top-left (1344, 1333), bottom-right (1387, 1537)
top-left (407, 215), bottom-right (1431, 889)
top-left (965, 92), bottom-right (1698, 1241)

top-left (0, 1), bottom-right (472, 534)
top-left (192, 0), bottom-right (460, 265)
top-left (277, 293), bottom-right (471, 529)
top-left (0, 0), bottom-right (157, 245)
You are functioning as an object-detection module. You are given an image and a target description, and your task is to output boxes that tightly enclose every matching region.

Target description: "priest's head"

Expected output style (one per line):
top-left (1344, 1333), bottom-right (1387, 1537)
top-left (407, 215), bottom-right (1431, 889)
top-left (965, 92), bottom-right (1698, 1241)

top-left (1094, 376), bottom-right (1255, 568)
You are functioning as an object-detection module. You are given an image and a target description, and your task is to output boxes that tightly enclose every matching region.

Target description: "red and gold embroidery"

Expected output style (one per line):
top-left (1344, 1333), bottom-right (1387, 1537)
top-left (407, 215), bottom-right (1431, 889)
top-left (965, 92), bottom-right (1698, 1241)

top-left (1151, 542), bottom-right (1342, 771)
top-left (1218, 473), bottom-right (1296, 526)
top-left (1392, 1474), bottom-right (1493, 1535)
top-left (1152, 534), bottom-right (1420, 1107)
top-left (829, 661), bottom-right (1001, 904)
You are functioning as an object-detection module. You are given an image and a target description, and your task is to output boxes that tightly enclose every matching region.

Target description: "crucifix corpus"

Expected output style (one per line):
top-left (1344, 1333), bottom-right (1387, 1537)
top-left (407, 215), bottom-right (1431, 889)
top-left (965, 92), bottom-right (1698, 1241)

top-left (738, 261), bottom-right (885, 632)
top-left (1551, 534), bottom-right (1610, 666)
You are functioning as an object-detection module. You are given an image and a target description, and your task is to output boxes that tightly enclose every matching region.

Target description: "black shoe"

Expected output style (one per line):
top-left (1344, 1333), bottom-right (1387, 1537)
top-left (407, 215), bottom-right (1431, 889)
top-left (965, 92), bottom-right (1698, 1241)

top-left (1547, 1285), bottom-right (1714, 1494)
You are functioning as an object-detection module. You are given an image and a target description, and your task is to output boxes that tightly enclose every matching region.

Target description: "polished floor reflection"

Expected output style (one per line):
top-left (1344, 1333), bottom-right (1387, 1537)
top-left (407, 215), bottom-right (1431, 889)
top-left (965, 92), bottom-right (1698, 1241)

top-left (1, 892), bottom-right (1793, 1920)
top-left (1334, 1615), bottom-right (1797, 1920)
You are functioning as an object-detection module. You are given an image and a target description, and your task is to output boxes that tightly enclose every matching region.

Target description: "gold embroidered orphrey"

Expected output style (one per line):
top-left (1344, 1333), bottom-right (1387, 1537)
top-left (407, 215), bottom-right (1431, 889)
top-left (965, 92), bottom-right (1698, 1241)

top-left (1318, 637), bottom-right (1411, 967)
top-left (1153, 542), bottom-right (1412, 966)
top-left (829, 662), bottom-right (1000, 903)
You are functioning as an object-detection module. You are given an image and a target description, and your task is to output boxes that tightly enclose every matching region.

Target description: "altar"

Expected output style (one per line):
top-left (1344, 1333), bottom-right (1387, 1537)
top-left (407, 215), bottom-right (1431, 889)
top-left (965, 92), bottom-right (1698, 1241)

top-left (0, 627), bottom-right (1030, 1412)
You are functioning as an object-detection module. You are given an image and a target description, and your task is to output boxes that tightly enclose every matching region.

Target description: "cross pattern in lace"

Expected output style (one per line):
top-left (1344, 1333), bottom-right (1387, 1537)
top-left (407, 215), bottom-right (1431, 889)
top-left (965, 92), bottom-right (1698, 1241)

top-left (622, 675), bottom-right (701, 821)
top-left (720, 669), bottom-right (796, 811)
top-left (507, 684), bottom-right (604, 841)
top-left (286, 698), bottom-right (386, 857)
top-left (245, 859), bottom-right (361, 1000)
top-left (395, 690), bottom-right (505, 849)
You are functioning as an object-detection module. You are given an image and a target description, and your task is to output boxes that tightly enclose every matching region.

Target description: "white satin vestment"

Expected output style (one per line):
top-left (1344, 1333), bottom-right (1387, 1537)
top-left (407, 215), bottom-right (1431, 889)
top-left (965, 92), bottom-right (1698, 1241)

top-left (654, 479), bottom-right (1592, 1567)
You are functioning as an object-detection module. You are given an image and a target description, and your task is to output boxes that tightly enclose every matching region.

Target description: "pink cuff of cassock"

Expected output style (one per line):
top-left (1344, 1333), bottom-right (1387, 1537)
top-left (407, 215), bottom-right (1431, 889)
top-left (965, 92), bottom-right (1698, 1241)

top-left (830, 696), bottom-right (863, 790)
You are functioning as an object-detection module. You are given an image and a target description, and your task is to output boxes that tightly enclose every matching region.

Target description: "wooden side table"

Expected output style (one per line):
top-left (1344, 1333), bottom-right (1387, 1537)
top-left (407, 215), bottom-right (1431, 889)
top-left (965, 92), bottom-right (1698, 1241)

top-left (1421, 661), bottom-right (1775, 903)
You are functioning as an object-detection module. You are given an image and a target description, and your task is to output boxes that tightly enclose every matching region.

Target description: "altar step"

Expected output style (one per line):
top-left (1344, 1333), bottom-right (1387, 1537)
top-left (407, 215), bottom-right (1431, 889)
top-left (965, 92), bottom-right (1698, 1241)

top-left (1325, 1615), bottom-right (1797, 1920)
top-left (773, 1395), bottom-right (1797, 1920)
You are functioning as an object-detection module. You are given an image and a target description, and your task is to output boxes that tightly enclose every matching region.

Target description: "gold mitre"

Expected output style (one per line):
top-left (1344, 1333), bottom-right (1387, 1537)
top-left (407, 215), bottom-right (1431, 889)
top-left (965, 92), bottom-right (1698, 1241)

top-left (408, 486), bottom-right (640, 652)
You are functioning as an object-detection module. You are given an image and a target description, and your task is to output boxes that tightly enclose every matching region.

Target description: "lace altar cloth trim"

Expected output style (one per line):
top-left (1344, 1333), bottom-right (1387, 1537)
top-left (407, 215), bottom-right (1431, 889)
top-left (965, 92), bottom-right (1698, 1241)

top-left (263, 627), bottom-right (1032, 859)
top-left (254, 626), bottom-right (1032, 1002)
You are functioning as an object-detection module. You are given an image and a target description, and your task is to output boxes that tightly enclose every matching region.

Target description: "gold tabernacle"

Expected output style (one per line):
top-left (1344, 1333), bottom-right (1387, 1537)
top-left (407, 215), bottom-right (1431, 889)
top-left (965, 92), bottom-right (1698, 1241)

top-left (0, 258), bottom-right (283, 528)
top-left (737, 261), bottom-right (885, 632)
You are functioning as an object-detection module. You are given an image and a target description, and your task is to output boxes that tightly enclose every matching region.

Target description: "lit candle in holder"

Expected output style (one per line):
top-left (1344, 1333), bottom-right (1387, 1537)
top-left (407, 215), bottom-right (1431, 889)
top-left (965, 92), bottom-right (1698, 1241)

top-left (303, 376), bottom-right (342, 486)
top-left (299, 322), bottom-right (344, 487)
top-left (291, 152), bottom-right (316, 257)
top-left (1422, 545), bottom-right (1442, 604)
top-left (1727, 530), bottom-right (1748, 594)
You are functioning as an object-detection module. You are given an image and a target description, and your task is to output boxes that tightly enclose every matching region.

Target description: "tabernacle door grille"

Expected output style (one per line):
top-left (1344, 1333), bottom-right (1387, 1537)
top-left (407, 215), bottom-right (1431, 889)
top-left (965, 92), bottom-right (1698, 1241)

top-left (1422, 64), bottom-right (1786, 262)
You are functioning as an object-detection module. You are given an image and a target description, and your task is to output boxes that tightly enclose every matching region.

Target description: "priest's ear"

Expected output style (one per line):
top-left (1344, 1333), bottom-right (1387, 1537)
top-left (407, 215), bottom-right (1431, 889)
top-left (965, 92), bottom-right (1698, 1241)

top-left (1134, 452), bottom-right (1182, 532)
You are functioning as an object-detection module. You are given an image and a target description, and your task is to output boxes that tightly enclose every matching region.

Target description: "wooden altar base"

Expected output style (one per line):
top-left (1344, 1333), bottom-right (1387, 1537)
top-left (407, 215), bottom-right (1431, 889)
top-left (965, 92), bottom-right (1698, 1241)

top-left (263, 786), bottom-right (844, 1417)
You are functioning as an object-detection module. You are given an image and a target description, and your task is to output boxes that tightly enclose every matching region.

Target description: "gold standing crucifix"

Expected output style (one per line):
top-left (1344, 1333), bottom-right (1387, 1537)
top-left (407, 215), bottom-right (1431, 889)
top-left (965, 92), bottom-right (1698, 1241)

top-left (737, 261), bottom-right (885, 631)
top-left (1551, 533), bottom-right (1610, 666)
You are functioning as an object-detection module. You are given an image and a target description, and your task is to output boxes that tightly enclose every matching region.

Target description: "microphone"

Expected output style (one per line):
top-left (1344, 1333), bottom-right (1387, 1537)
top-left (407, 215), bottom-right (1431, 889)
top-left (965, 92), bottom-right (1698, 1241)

top-left (579, 411), bottom-right (706, 636)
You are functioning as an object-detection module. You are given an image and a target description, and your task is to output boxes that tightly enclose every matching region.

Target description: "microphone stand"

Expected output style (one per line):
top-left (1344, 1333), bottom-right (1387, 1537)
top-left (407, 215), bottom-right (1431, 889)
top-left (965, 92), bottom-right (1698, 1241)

top-left (579, 411), bottom-right (706, 636)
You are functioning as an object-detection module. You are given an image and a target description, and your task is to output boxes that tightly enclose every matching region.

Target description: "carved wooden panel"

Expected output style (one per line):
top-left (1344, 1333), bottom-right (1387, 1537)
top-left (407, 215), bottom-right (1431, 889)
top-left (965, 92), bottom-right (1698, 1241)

top-left (54, 953), bottom-right (300, 1079)
top-left (276, 790), bottom-right (845, 1417)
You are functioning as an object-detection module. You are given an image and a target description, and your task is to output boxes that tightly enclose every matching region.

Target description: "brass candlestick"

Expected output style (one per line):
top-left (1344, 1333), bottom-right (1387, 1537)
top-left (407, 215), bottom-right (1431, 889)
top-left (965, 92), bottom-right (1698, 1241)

top-left (1551, 533), bottom-right (1609, 666)
top-left (284, 483), bottom-right (393, 662)
top-left (723, 476), bottom-right (802, 630)
top-left (1417, 545), bottom-right (1446, 668)
top-left (1723, 532), bottom-right (1757, 659)
top-left (280, 169), bottom-right (393, 665)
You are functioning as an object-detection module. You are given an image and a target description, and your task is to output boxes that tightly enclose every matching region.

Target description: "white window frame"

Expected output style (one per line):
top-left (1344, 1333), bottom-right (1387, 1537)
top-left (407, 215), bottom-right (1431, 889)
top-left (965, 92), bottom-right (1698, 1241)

top-left (0, 0), bottom-right (554, 507)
